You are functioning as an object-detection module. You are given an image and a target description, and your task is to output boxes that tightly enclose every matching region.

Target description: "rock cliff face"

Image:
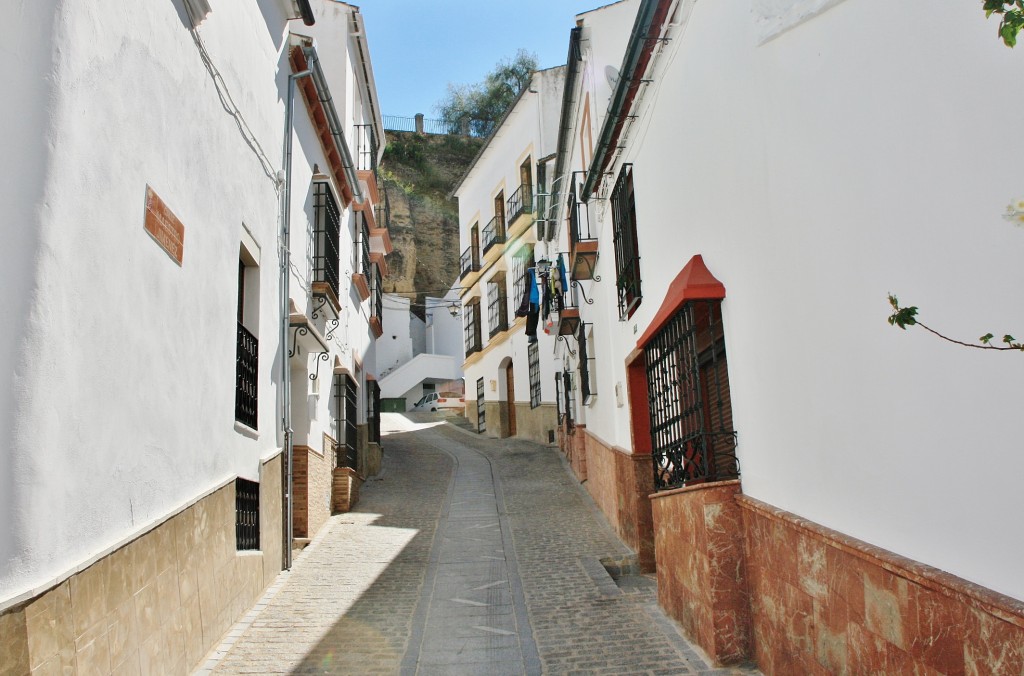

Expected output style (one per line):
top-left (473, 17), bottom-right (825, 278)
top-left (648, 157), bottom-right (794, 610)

top-left (380, 131), bottom-right (483, 318)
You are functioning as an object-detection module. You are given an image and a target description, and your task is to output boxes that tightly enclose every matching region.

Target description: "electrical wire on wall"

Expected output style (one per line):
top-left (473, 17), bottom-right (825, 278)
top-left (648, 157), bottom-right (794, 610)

top-left (184, 4), bottom-right (281, 190)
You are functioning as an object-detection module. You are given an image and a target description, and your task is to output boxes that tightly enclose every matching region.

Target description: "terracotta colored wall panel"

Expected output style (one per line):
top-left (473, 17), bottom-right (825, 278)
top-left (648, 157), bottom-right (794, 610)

top-left (651, 480), bottom-right (750, 665)
top-left (738, 495), bottom-right (1024, 676)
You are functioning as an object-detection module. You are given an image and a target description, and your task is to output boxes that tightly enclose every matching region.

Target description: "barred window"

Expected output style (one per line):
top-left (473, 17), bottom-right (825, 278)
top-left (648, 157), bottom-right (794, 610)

top-left (476, 377), bottom-right (486, 433)
top-left (487, 275), bottom-right (508, 337)
top-left (528, 340), bottom-right (541, 408)
top-left (511, 245), bottom-right (534, 312)
top-left (578, 322), bottom-right (595, 405)
top-left (646, 299), bottom-right (736, 491)
top-left (559, 370), bottom-right (576, 430)
top-left (235, 478), bottom-right (260, 550)
top-left (610, 164), bottom-right (642, 320)
top-left (464, 300), bottom-right (482, 356)
top-left (313, 181), bottom-right (341, 300)
top-left (334, 374), bottom-right (358, 469)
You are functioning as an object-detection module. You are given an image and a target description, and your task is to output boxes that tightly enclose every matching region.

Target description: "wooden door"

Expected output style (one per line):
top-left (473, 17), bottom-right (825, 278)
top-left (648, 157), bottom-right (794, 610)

top-left (505, 361), bottom-right (517, 437)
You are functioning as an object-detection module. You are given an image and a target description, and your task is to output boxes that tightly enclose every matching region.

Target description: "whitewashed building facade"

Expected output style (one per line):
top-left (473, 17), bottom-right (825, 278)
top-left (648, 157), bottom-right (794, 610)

top-left (453, 67), bottom-right (566, 444)
top-left (0, 0), bottom-right (388, 672)
top-left (549, 0), bottom-right (1024, 672)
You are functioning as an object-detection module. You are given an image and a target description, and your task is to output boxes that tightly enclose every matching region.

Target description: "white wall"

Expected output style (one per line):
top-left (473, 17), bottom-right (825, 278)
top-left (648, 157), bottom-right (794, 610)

top-left (0, 0), bottom-right (290, 603)
top-left (378, 294), bottom-right (414, 377)
top-left (425, 294), bottom-right (464, 361)
top-left (581, 0), bottom-right (1024, 600)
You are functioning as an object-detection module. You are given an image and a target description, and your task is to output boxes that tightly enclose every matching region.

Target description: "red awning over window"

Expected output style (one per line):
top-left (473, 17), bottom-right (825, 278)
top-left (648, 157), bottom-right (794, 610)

top-left (636, 255), bottom-right (725, 350)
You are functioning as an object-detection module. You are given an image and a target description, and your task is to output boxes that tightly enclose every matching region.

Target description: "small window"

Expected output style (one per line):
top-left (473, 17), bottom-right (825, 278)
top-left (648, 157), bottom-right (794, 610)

top-left (476, 377), bottom-right (486, 433)
top-left (464, 300), bottom-right (482, 356)
top-left (528, 341), bottom-right (541, 409)
top-left (235, 250), bottom-right (259, 430)
top-left (487, 275), bottom-right (509, 337)
top-left (313, 181), bottom-right (342, 300)
top-left (578, 322), bottom-right (595, 405)
top-left (335, 374), bottom-right (358, 469)
top-left (235, 478), bottom-right (260, 550)
top-left (610, 164), bottom-right (642, 320)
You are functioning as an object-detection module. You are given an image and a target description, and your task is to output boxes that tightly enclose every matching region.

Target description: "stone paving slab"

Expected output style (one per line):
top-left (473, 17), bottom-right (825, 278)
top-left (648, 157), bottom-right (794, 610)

top-left (199, 414), bottom-right (760, 675)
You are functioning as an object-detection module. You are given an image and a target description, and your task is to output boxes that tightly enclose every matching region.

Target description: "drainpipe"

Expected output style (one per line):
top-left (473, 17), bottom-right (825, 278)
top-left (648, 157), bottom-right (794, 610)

top-left (281, 67), bottom-right (311, 571)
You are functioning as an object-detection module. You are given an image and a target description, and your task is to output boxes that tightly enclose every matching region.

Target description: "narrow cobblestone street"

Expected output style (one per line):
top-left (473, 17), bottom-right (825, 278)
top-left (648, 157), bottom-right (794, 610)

top-left (198, 414), bottom-right (760, 675)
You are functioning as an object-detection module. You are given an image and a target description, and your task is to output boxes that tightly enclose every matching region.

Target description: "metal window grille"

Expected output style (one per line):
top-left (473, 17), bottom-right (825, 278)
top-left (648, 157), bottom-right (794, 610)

top-left (645, 300), bottom-right (737, 491)
top-left (235, 322), bottom-right (258, 429)
top-left (511, 246), bottom-right (534, 311)
top-left (335, 375), bottom-right (358, 469)
top-left (487, 277), bottom-right (508, 337)
top-left (464, 301), bottom-right (482, 355)
top-left (528, 340), bottom-right (541, 409)
top-left (578, 322), bottom-right (594, 404)
top-left (476, 377), bottom-right (486, 433)
top-left (358, 218), bottom-right (371, 277)
top-left (313, 182), bottom-right (341, 300)
top-left (567, 172), bottom-right (594, 245)
top-left (561, 370), bottom-right (576, 430)
top-left (610, 164), bottom-right (642, 320)
top-left (371, 263), bottom-right (383, 323)
top-left (235, 478), bottom-right (260, 550)
top-left (367, 380), bottom-right (381, 444)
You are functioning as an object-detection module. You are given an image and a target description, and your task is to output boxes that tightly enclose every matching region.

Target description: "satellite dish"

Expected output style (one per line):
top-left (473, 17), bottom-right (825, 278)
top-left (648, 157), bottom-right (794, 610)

top-left (605, 65), bottom-right (620, 88)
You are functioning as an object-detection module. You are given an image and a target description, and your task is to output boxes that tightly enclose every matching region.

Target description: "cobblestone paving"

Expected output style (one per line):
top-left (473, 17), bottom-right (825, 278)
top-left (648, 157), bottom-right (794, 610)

top-left (202, 414), bottom-right (760, 675)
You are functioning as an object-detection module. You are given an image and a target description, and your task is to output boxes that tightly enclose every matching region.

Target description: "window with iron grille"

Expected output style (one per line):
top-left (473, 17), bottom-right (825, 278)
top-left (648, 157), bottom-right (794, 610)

top-left (528, 340), bottom-right (541, 408)
top-left (313, 181), bottom-right (341, 300)
top-left (560, 370), bottom-right (576, 430)
top-left (464, 300), bottom-right (482, 356)
top-left (358, 216), bottom-right (371, 277)
top-left (235, 478), bottom-right (260, 550)
top-left (645, 299), bottom-right (737, 491)
top-left (235, 257), bottom-right (258, 430)
top-left (367, 380), bottom-right (381, 444)
top-left (487, 275), bottom-right (508, 337)
top-left (578, 322), bottom-right (594, 405)
top-left (511, 246), bottom-right (534, 311)
top-left (370, 263), bottom-right (383, 324)
top-left (476, 377), bottom-right (486, 433)
top-left (334, 374), bottom-right (358, 469)
top-left (610, 164), bottom-right (642, 320)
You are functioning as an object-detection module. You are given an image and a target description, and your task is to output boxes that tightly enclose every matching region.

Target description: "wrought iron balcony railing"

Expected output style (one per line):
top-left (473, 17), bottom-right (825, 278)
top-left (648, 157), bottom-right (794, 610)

top-left (460, 245), bottom-right (481, 279)
top-left (506, 183), bottom-right (533, 225)
top-left (482, 215), bottom-right (506, 255)
top-left (353, 124), bottom-right (377, 175)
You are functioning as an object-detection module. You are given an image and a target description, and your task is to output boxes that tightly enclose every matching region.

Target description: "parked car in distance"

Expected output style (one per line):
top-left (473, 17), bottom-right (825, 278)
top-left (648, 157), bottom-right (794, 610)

top-left (412, 392), bottom-right (465, 412)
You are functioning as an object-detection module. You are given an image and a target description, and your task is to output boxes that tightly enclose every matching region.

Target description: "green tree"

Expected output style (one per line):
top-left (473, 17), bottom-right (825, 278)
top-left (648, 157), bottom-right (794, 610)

top-left (984, 1), bottom-right (1024, 47)
top-left (437, 49), bottom-right (538, 138)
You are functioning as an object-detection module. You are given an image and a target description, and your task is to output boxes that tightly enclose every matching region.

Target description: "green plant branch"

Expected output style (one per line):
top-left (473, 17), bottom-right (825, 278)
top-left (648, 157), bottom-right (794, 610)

top-left (887, 294), bottom-right (1024, 352)
top-left (984, 0), bottom-right (1024, 47)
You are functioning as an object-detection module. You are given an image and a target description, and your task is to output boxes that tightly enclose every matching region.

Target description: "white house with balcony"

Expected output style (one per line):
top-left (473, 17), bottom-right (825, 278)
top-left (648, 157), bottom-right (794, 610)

top-left (0, 1), bottom-right (387, 672)
top-left (452, 66), bottom-right (566, 444)
top-left (547, 0), bottom-right (1024, 672)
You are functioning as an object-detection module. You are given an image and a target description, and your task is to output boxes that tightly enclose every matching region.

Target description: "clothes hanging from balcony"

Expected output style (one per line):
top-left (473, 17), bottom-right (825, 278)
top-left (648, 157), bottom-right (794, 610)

top-left (515, 267), bottom-right (540, 341)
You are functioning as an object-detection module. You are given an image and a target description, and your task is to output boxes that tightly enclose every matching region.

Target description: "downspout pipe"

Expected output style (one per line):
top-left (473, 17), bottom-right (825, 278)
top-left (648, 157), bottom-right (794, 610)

top-left (549, 27), bottom-right (583, 231)
top-left (301, 45), bottom-right (364, 204)
top-left (281, 67), bottom-right (311, 571)
top-left (581, 0), bottom-right (670, 199)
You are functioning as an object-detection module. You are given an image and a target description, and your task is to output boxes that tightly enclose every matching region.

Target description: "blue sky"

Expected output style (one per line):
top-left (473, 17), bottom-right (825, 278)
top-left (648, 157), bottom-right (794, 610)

top-left (357, 0), bottom-right (609, 118)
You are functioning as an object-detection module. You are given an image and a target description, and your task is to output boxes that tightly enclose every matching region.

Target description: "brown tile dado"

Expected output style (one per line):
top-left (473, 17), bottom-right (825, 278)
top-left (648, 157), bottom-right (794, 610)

top-left (651, 480), bottom-right (750, 666)
top-left (737, 494), bottom-right (1024, 676)
top-left (0, 452), bottom-right (285, 675)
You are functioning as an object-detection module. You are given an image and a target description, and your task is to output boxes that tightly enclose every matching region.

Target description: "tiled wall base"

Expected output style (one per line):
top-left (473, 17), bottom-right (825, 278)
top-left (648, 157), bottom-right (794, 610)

top-left (0, 453), bottom-right (284, 675)
top-left (651, 480), bottom-right (750, 665)
top-left (558, 423), bottom-right (588, 481)
top-left (332, 466), bottom-right (363, 513)
top-left (365, 442), bottom-right (383, 477)
top-left (480, 401), bottom-right (557, 444)
top-left (579, 429), bottom-right (655, 571)
top-left (292, 445), bottom-right (332, 539)
top-left (738, 495), bottom-right (1024, 675)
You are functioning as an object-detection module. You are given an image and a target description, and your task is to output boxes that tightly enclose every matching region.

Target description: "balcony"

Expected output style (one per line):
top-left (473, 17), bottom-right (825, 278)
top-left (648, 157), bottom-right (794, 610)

top-left (351, 222), bottom-right (371, 301)
top-left (568, 180), bottom-right (599, 281)
top-left (482, 215), bottom-right (506, 256)
top-left (354, 124), bottom-right (379, 205)
top-left (460, 245), bottom-right (481, 280)
top-left (506, 183), bottom-right (533, 230)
